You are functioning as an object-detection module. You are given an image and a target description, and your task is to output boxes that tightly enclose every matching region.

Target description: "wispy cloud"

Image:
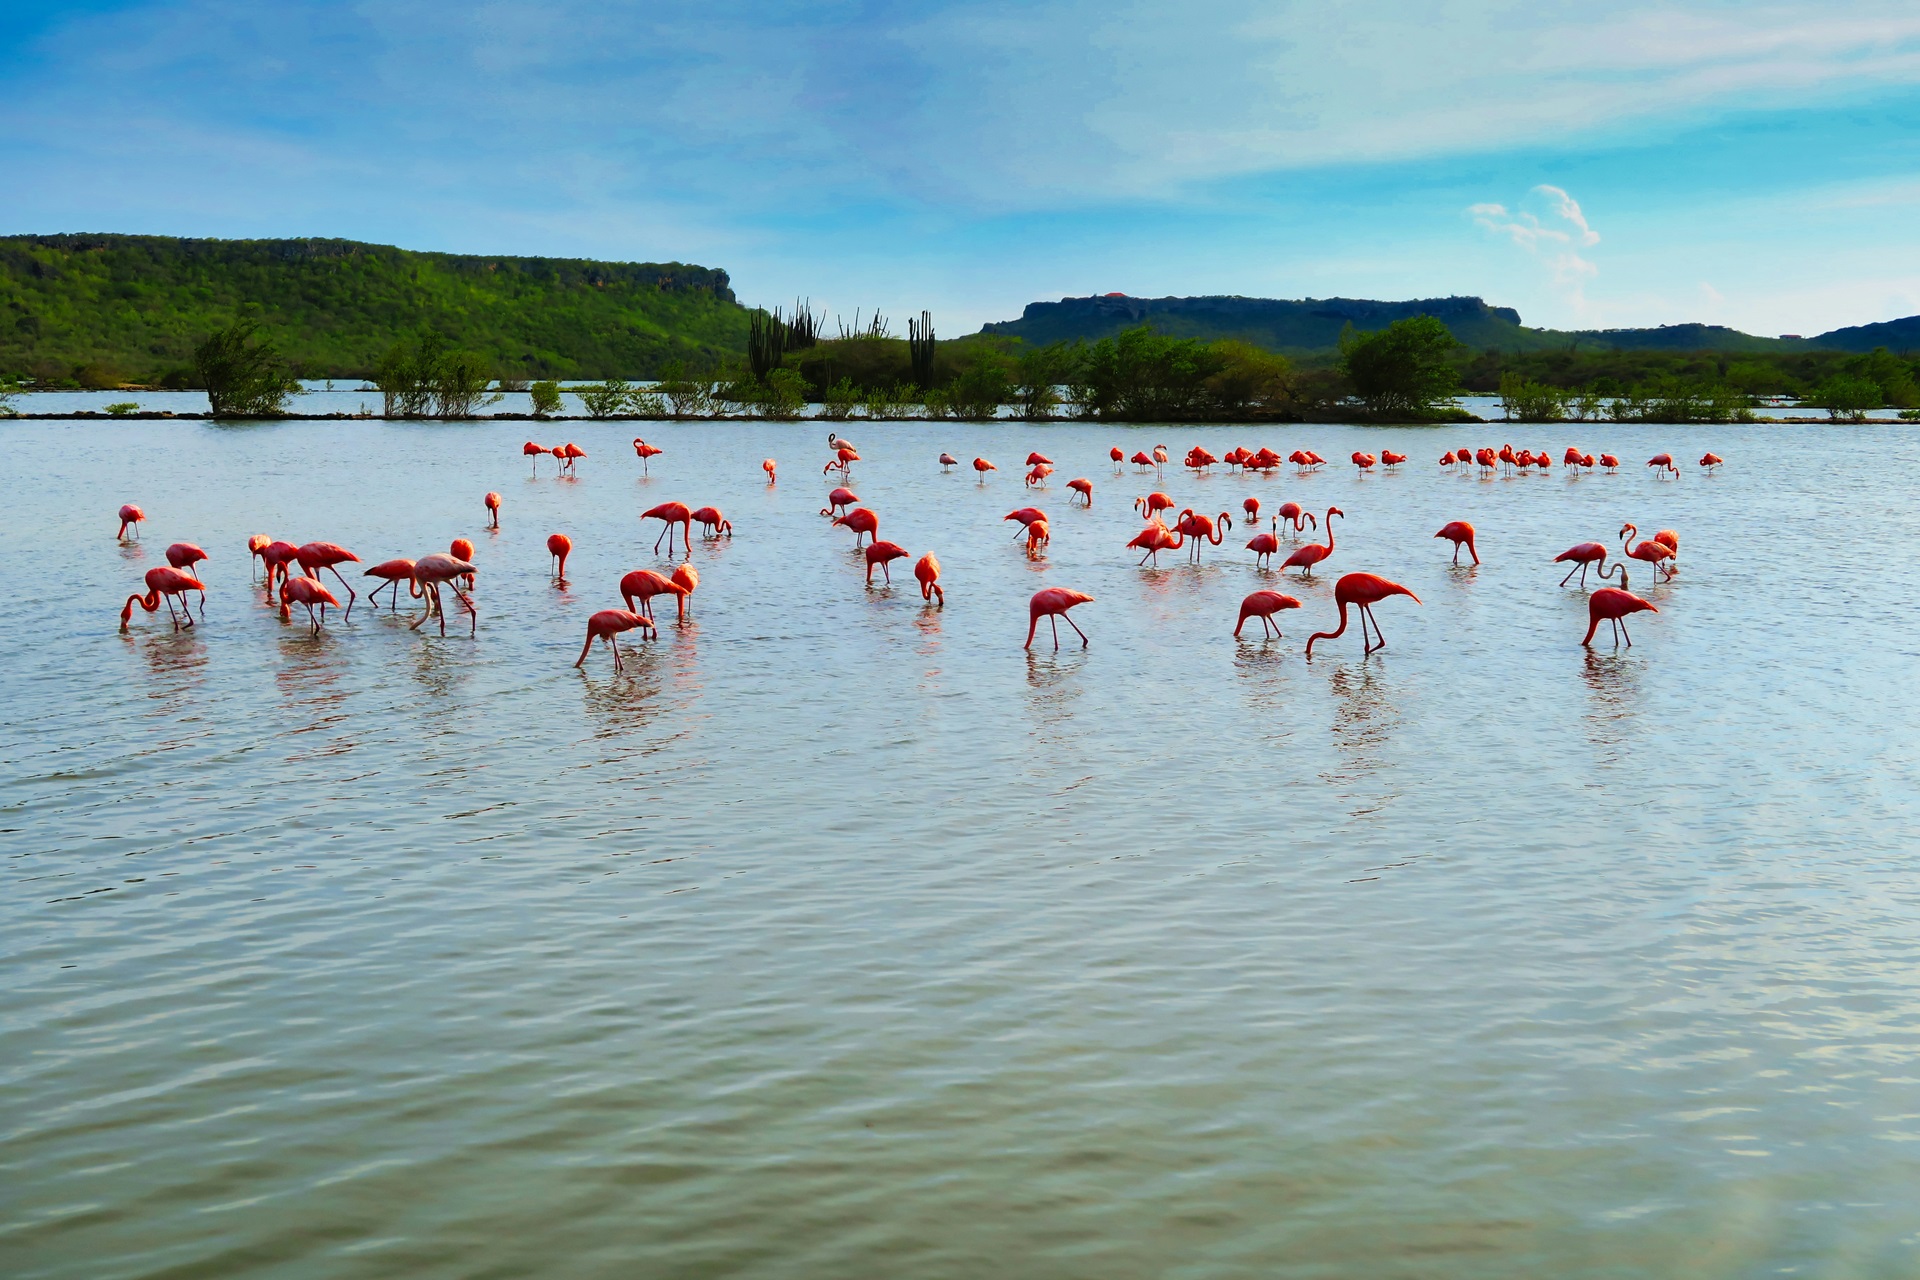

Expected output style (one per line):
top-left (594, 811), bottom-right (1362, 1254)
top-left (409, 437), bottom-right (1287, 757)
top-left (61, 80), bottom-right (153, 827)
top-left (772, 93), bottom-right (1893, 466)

top-left (1471, 185), bottom-right (1601, 306)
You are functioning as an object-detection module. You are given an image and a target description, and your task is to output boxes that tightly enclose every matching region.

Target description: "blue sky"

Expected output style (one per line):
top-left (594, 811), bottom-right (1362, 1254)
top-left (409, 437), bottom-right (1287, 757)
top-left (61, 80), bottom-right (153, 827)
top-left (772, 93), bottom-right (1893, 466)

top-left (5, 0), bottom-right (1920, 335)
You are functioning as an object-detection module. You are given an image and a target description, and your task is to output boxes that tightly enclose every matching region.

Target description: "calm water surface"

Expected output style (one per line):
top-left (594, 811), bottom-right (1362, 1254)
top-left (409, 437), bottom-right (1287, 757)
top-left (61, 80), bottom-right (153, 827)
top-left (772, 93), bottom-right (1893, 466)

top-left (5, 417), bottom-right (1920, 1278)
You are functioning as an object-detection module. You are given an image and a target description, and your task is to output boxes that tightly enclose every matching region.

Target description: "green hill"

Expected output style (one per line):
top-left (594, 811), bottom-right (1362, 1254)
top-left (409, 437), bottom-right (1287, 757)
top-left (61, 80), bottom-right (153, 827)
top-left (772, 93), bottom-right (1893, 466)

top-left (979, 294), bottom-right (1879, 356)
top-left (0, 234), bottom-right (751, 384)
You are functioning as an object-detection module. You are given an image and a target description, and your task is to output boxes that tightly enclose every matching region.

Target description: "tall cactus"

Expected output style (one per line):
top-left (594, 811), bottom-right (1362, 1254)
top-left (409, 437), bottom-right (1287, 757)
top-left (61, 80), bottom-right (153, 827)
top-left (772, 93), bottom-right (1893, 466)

top-left (748, 308), bottom-right (788, 380)
top-left (908, 310), bottom-right (936, 389)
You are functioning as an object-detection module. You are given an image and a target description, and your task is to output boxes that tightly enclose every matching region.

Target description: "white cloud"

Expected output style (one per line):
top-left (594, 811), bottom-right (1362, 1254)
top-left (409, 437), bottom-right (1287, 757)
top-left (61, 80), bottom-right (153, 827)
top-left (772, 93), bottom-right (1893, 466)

top-left (1471, 185), bottom-right (1601, 307)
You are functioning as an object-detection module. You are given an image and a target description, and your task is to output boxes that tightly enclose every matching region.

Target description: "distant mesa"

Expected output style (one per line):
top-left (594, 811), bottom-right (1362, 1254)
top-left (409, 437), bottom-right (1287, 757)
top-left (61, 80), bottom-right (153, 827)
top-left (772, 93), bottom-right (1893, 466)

top-left (979, 292), bottom-right (1916, 356)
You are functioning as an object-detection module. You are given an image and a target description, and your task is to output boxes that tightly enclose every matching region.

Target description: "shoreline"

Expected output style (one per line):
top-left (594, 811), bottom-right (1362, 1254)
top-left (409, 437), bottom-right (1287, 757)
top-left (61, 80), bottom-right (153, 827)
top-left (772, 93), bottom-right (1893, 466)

top-left (0, 410), bottom-right (1863, 426)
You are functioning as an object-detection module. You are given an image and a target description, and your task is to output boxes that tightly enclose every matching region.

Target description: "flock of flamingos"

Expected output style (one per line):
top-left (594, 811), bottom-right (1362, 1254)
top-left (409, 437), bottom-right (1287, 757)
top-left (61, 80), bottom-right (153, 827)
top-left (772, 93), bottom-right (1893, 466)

top-left (113, 431), bottom-right (1721, 668)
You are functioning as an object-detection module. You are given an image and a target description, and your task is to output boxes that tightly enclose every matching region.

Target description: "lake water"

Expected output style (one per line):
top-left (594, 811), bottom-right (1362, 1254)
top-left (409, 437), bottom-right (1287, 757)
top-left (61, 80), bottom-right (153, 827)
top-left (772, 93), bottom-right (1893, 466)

top-left (6, 416), bottom-right (1920, 1278)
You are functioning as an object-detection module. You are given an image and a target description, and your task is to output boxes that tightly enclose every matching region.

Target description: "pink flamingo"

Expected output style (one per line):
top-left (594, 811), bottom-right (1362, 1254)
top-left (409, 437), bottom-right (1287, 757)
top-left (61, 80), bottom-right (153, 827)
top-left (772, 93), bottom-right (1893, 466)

top-left (619, 569), bottom-right (689, 621)
top-left (939, 453), bottom-right (959, 471)
top-left (865, 540), bottom-right (910, 584)
top-left (833, 507), bottom-right (880, 547)
top-left (1134, 492), bottom-right (1175, 523)
top-left (1434, 520), bottom-right (1478, 565)
top-left (547, 533), bottom-right (571, 583)
top-left (763, 458), bottom-right (777, 484)
top-left (1067, 478), bottom-right (1093, 506)
top-left (165, 543), bottom-right (210, 613)
top-left (247, 534), bottom-right (272, 580)
top-left (1699, 452), bottom-right (1723, 472)
top-left (1235, 589), bottom-right (1301, 639)
top-left (1173, 509), bottom-right (1232, 563)
top-left (1243, 496), bottom-right (1261, 525)
top-left (632, 438), bottom-right (663, 474)
top-left (1026, 452), bottom-right (1053, 467)
top-left (1647, 453), bottom-right (1678, 478)
top-left (1583, 577), bottom-right (1658, 646)
top-left (485, 491), bottom-right (502, 529)
top-left (117, 504), bottom-right (145, 540)
top-left (1380, 450), bottom-right (1406, 468)
top-left (524, 441), bottom-right (547, 476)
top-left (260, 541), bottom-right (301, 597)
top-left (1275, 501), bottom-right (1317, 539)
top-left (120, 566), bottom-right (204, 630)
top-left (915, 553), bottom-right (944, 604)
top-left (1025, 463), bottom-right (1054, 488)
top-left (576, 610), bottom-right (655, 672)
top-left (1281, 507), bottom-right (1342, 578)
top-left (1246, 520), bottom-right (1283, 569)
top-left (821, 487), bottom-right (859, 518)
top-left (1110, 446), bottom-right (1124, 471)
top-left (294, 542), bottom-right (361, 616)
top-left (279, 575), bottom-right (341, 635)
top-left (643, 501), bottom-right (694, 557)
top-left (410, 554), bottom-right (478, 636)
top-left (1551, 542), bottom-right (1615, 588)
top-left (1619, 523), bottom-right (1675, 582)
top-left (1305, 573), bottom-right (1421, 657)
top-left (362, 558), bottom-right (418, 611)
top-left (1126, 519), bottom-right (1183, 567)
top-left (1025, 587), bottom-right (1094, 649)
top-left (1004, 507), bottom-right (1047, 540)
top-left (562, 442), bottom-right (586, 474)
top-left (691, 506), bottom-right (732, 538)
top-left (973, 457), bottom-right (996, 482)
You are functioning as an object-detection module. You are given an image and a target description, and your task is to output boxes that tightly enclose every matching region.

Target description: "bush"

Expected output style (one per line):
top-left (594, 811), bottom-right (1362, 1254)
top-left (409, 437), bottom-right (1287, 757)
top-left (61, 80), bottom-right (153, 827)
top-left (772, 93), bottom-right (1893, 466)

top-left (529, 380), bottom-right (563, 416)
top-left (821, 377), bottom-right (860, 420)
top-left (946, 353), bottom-right (1013, 419)
top-left (627, 387), bottom-right (667, 417)
top-left (578, 378), bottom-right (632, 418)
top-left (194, 321), bottom-right (301, 417)
top-left (656, 362), bottom-right (716, 418)
top-left (760, 368), bottom-right (809, 419)
top-left (1499, 372), bottom-right (1568, 421)
top-left (1339, 316), bottom-right (1460, 418)
top-left (105, 401), bottom-right (139, 415)
top-left (1815, 375), bottom-right (1881, 423)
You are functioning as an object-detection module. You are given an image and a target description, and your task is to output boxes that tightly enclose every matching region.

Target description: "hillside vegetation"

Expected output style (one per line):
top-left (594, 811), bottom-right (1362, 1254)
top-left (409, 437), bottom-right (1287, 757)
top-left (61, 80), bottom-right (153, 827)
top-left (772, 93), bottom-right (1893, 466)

top-left (0, 234), bottom-right (750, 385)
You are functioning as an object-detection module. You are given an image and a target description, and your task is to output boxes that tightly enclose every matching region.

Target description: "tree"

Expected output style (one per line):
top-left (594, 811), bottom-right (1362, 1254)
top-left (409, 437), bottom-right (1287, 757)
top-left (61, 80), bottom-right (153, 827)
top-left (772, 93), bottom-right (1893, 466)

top-left (529, 380), bottom-right (563, 416)
top-left (193, 321), bottom-right (300, 417)
top-left (578, 379), bottom-right (632, 418)
top-left (946, 351), bottom-right (1014, 419)
top-left (1814, 374), bottom-right (1881, 423)
top-left (1499, 372), bottom-right (1568, 422)
top-left (1205, 341), bottom-right (1292, 416)
top-left (656, 361), bottom-right (715, 418)
top-left (821, 377), bottom-right (861, 420)
top-left (1014, 342), bottom-right (1078, 420)
top-left (1338, 316), bottom-right (1460, 418)
top-left (760, 368), bottom-right (809, 418)
top-left (432, 350), bottom-right (499, 419)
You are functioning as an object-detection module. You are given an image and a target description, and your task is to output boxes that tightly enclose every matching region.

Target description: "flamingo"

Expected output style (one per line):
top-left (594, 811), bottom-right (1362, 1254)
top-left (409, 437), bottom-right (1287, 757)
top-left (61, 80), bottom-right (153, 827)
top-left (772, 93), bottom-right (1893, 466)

top-left (1552, 542), bottom-right (1615, 588)
top-left (1281, 507), bottom-right (1342, 578)
top-left (1110, 446), bottom-right (1124, 471)
top-left (619, 569), bottom-right (690, 621)
top-left (1152, 444), bottom-right (1169, 470)
top-left (362, 558), bottom-right (418, 610)
top-left (1380, 450), bottom-right (1406, 469)
top-left (485, 491), bottom-right (502, 529)
top-left (576, 610), bottom-right (655, 672)
top-left (691, 506), bottom-right (732, 538)
top-left (1620, 523), bottom-right (1675, 582)
top-left (1305, 573), bottom-right (1421, 657)
top-left (821, 488), bottom-right (859, 518)
top-left (1653, 529), bottom-right (1679, 557)
top-left (561, 442), bottom-right (585, 473)
top-left (865, 540), bottom-right (910, 584)
top-left (1563, 446), bottom-right (1583, 468)
top-left (1599, 454), bottom-right (1621, 473)
top-left (294, 542), bottom-right (361, 616)
top-left (1025, 587), bottom-right (1094, 649)
top-left (278, 574), bottom-right (340, 635)
top-left (1580, 453), bottom-right (1597, 472)
top-left (833, 507), bottom-right (880, 547)
top-left (1134, 492), bottom-right (1175, 523)
top-left (1647, 453), bottom-right (1678, 478)
top-left (632, 438), bottom-right (663, 474)
top-left (1275, 501), bottom-right (1316, 539)
top-left (1434, 520), bottom-right (1478, 565)
top-left (120, 566), bottom-right (204, 630)
top-left (164, 544), bottom-right (210, 613)
top-left (260, 540), bottom-right (301, 597)
top-left (973, 457), bottom-right (996, 481)
top-left (670, 563), bottom-right (698, 619)
top-left (1583, 576), bottom-right (1658, 646)
top-left (117, 504), bottom-right (144, 540)
top-left (524, 441), bottom-right (547, 476)
top-left (1130, 450), bottom-right (1154, 469)
top-left (1004, 507), bottom-right (1048, 539)
top-left (448, 537), bottom-right (476, 588)
top-left (1352, 451), bottom-right (1376, 472)
top-left (1246, 520), bottom-right (1283, 569)
top-left (1126, 519), bottom-right (1184, 566)
top-left (915, 553), bottom-right (944, 604)
top-left (1440, 450), bottom-right (1457, 468)
top-left (1067, 478), bottom-right (1093, 506)
top-left (1024, 520), bottom-right (1050, 559)
top-left (1475, 447), bottom-right (1497, 476)
top-left (1249, 448), bottom-right (1283, 473)
top-left (827, 431), bottom-right (859, 455)
top-left (410, 554), bottom-right (478, 636)
top-left (1242, 497), bottom-right (1261, 525)
top-left (939, 452), bottom-right (959, 471)
top-left (763, 458), bottom-right (777, 484)
top-left (1699, 452), bottom-right (1723, 472)
top-left (1235, 589), bottom-right (1302, 639)
top-left (1025, 463), bottom-right (1054, 488)
top-left (547, 533), bottom-right (571, 583)
top-left (824, 447), bottom-right (860, 475)
top-left (247, 534), bottom-right (272, 580)
top-left (1185, 447), bottom-right (1217, 472)
top-left (1026, 452), bottom-right (1053, 467)
top-left (1173, 509), bottom-right (1232, 562)
top-left (643, 501), bottom-right (694, 558)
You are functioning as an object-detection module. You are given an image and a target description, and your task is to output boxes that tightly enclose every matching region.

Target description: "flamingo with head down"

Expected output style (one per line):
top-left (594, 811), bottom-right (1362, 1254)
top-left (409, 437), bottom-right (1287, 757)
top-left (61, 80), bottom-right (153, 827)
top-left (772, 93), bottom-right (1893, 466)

top-left (120, 567), bottom-right (204, 630)
top-left (1583, 572), bottom-right (1657, 646)
top-left (915, 553), bottom-right (944, 604)
top-left (1235, 590), bottom-right (1301, 639)
top-left (576, 611), bottom-right (655, 672)
top-left (1025, 587), bottom-right (1094, 649)
top-left (363, 558), bottom-right (419, 610)
top-left (1305, 573), bottom-right (1421, 658)
top-left (1067, 478), bottom-right (1093, 506)
top-left (117, 504), bottom-right (145, 540)
top-left (1434, 520), bottom-right (1478, 565)
top-left (643, 502), bottom-right (694, 557)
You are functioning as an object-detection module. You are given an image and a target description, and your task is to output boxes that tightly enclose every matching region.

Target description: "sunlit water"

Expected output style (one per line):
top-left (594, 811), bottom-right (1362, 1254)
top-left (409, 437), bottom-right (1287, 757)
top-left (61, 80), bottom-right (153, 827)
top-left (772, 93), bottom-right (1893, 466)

top-left (5, 417), bottom-right (1920, 1279)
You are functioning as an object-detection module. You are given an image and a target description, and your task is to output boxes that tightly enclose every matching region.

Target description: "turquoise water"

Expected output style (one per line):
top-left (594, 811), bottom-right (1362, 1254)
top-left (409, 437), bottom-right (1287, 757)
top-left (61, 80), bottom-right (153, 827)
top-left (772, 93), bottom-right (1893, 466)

top-left (5, 417), bottom-right (1920, 1278)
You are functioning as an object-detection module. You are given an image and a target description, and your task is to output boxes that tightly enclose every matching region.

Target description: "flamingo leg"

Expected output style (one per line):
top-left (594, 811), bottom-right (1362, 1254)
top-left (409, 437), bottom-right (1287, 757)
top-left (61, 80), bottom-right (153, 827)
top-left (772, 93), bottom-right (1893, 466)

top-left (1065, 614), bottom-right (1089, 646)
top-left (1048, 615), bottom-right (1060, 649)
top-left (1559, 563), bottom-right (1578, 587)
top-left (324, 565), bottom-right (358, 617)
top-left (653, 524), bottom-right (667, 554)
top-left (1621, 619), bottom-right (1632, 645)
top-left (611, 635), bottom-right (623, 673)
top-left (450, 588), bottom-right (476, 636)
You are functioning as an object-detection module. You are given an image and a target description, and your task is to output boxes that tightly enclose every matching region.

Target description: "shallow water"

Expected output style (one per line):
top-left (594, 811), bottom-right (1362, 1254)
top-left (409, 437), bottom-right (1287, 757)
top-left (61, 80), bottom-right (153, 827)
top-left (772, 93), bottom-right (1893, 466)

top-left (5, 417), bottom-right (1920, 1279)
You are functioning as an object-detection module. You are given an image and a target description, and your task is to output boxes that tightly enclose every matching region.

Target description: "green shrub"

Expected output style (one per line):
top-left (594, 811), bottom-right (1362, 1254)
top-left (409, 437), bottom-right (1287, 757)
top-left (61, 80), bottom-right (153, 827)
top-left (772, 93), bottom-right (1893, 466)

top-left (529, 380), bottom-right (563, 416)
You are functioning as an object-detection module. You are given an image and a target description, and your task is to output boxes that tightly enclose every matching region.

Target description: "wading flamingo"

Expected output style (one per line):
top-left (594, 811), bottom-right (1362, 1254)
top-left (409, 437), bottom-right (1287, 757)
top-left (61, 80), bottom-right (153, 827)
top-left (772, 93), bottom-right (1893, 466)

top-left (865, 540), bottom-right (910, 584)
top-left (524, 441), bottom-right (547, 475)
top-left (120, 567), bottom-right (204, 630)
top-left (449, 538), bottom-right (476, 588)
top-left (1599, 454), bottom-right (1620, 473)
top-left (117, 504), bottom-right (145, 540)
top-left (828, 431), bottom-right (859, 454)
top-left (834, 507), bottom-right (880, 547)
top-left (1152, 444), bottom-right (1169, 469)
top-left (1653, 529), bottom-right (1679, 557)
top-left (1127, 519), bottom-right (1183, 566)
top-left (821, 488), bottom-right (859, 518)
top-left (915, 553), bottom-right (944, 604)
top-left (1699, 453), bottom-right (1722, 472)
top-left (561, 442), bottom-right (585, 473)
top-left (1173, 509), bottom-right (1232, 562)
top-left (1024, 520), bottom-right (1050, 559)
top-left (1025, 587), bottom-right (1094, 649)
top-left (1110, 447), bottom-right (1124, 471)
top-left (363, 558), bottom-right (418, 610)
top-left (410, 554), bottom-right (478, 636)
top-left (1025, 463), bottom-right (1054, 488)
top-left (1305, 573), bottom-right (1421, 657)
top-left (1352, 451), bottom-right (1376, 472)
top-left (973, 457), bottom-right (996, 481)
top-left (1620, 523), bottom-right (1675, 582)
top-left (1381, 450), bottom-right (1406, 469)
top-left (485, 491), bottom-right (502, 529)
top-left (1583, 576), bottom-right (1657, 647)
top-left (1281, 507), bottom-right (1342, 578)
top-left (619, 569), bottom-right (686, 621)
top-left (1242, 496), bottom-right (1261, 525)
top-left (294, 542), bottom-right (361, 616)
top-left (1131, 450), bottom-right (1154, 469)
top-left (576, 610), bottom-right (654, 672)
top-left (763, 458), bottom-right (777, 484)
top-left (824, 447), bottom-right (859, 475)
top-left (691, 506), bottom-right (732, 538)
top-left (1276, 501), bottom-right (1316, 539)
top-left (1067, 477), bottom-right (1093, 505)
top-left (165, 544), bottom-right (210, 612)
top-left (1246, 520), bottom-right (1282, 569)
top-left (1552, 542), bottom-right (1615, 588)
top-left (547, 533), bottom-right (572, 583)
top-left (632, 439), bottom-right (663, 474)
top-left (1648, 453), bottom-right (1678, 478)
top-left (1135, 492), bottom-right (1175, 523)
top-left (670, 563), bottom-right (698, 619)
top-left (939, 453), bottom-right (959, 471)
top-left (1235, 589), bottom-right (1302, 639)
top-left (1434, 520), bottom-right (1478, 565)
top-left (260, 541), bottom-right (300, 597)
top-left (643, 501), bottom-right (694, 557)
top-left (248, 534), bottom-right (272, 580)
top-left (1004, 507), bottom-right (1047, 539)
top-left (279, 575), bottom-right (340, 635)
top-left (1026, 452), bottom-right (1053, 467)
